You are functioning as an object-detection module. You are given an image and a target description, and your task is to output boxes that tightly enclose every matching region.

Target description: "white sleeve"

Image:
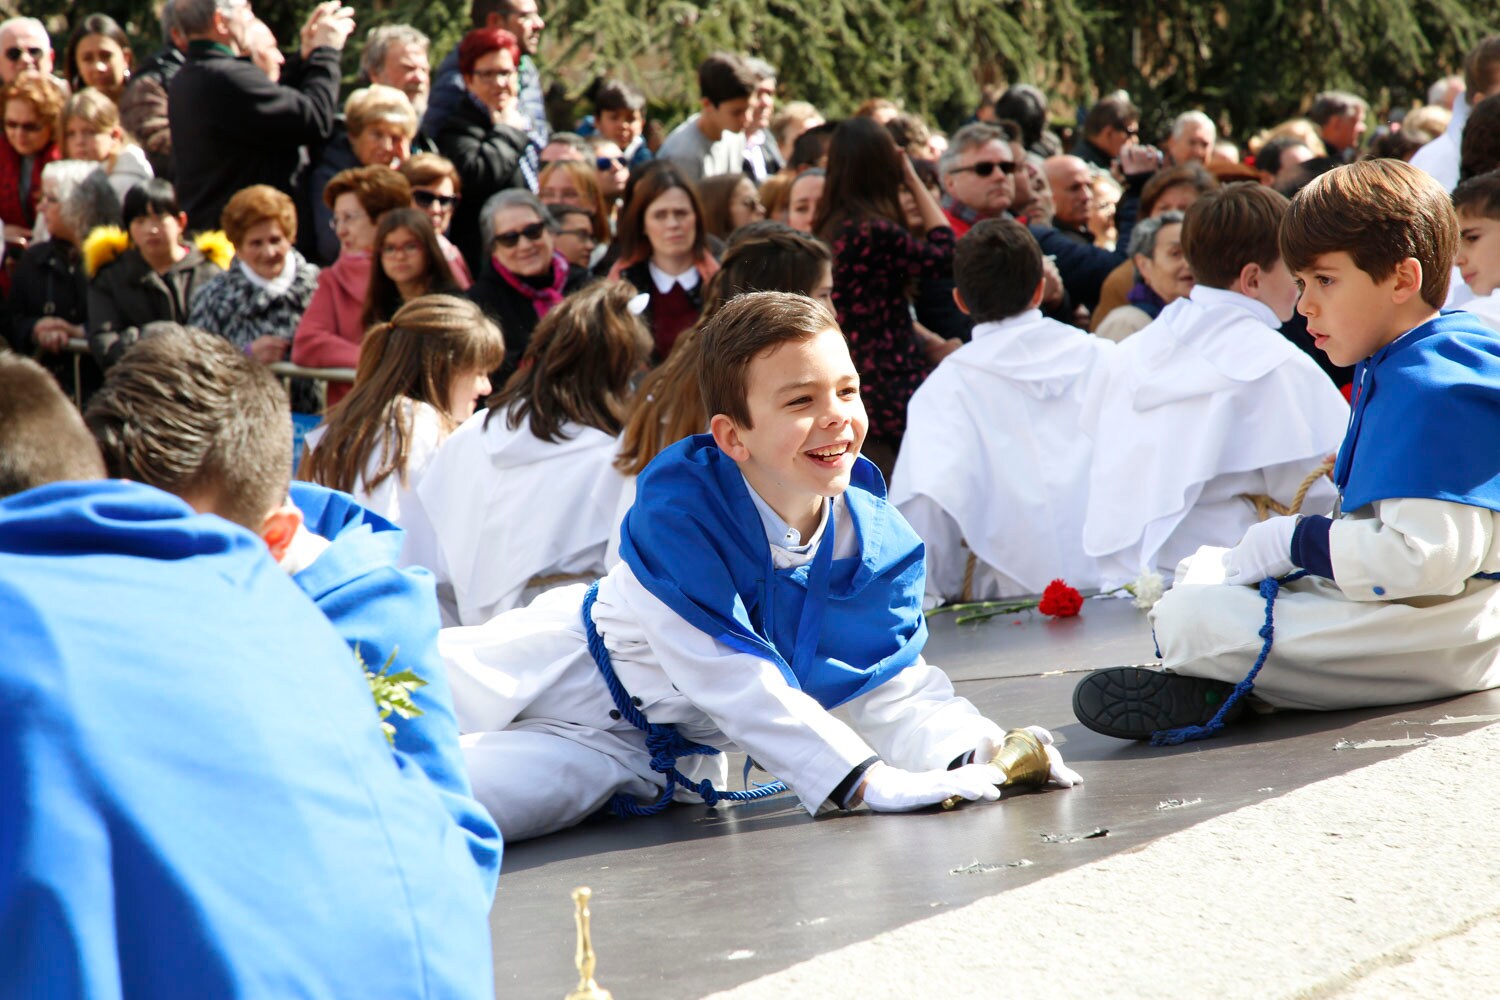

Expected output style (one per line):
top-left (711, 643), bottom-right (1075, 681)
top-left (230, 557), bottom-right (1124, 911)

top-left (1330, 498), bottom-right (1495, 601)
top-left (603, 568), bottom-right (878, 815)
top-left (841, 658), bottom-right (1002, 772)
top-left (898, 494), bottom-right (967, 610)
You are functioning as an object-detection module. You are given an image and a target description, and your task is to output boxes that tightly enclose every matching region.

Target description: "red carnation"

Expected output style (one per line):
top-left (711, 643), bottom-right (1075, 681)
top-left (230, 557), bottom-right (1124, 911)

top-left (1038, 579), bottom-right (1084, 618)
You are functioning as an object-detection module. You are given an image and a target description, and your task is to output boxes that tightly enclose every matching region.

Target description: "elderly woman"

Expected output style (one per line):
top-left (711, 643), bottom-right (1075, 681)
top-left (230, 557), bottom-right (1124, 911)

top-left (436, 27), bottom-right (532, 272)
top-left (467, 189), bottom-right (591, 382)
top-left (8, 160), bottom-right (119, 400)
top-left (62, 87), bottom-right (153, 202)
top-left (189, 184), bottom-right (321, 410)
top-left (400, 151), bottom-right (471, 286)
top-left (291, 165), bottom-right (411, 405)
top-left (306, 85), bottom-right (418, 265)
top-left (1093, 211), bottom-right (1191, 343)
top-left (1, 72), bottom-right (64, 248)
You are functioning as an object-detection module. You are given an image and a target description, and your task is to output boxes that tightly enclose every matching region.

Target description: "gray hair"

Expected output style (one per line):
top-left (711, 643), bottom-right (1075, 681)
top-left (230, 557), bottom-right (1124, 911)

top-left (1307, 90), bottom-right (1368, 126)
top-left (743, 56), bottom-right (776, 82)
top-left (175, 0), bottom-right (242, 37)
top-left (360, 24), bottom-right (430, 80)
top-left (42, 160), bottom-right (121, 240)
top-left (160, 0), bottom-right (183, 43)
top-left (0, 17), bottom-right (50, 48)
top-left (941, 122), bottom-right (1007, 174)
top-left (1126, 209), bottom-right (1184, 259)
top-left (480, 189), bottom-right (556, 245)
top-left (1171, 110), bottom-right (1216, 140)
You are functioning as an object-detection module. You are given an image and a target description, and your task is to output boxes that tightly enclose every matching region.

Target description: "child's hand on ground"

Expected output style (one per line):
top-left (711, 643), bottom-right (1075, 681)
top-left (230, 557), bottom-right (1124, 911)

top-left (857, 761), bottom-right (1001, 812)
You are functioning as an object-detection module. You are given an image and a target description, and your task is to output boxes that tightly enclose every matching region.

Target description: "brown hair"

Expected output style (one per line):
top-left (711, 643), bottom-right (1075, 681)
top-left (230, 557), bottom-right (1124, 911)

top-left (1460, 93), bottom-right (1500, 184)
top-left (537, 160), bottom-right (609, 243)
top-left (813, 116), bottom-right (904, 243)
top-left (758, 169), bottom-right (796, 221)
top-left (487, 281), bottom-right (652, 443)
top-left (1465, 35), bottom-right (1500, 99)
top-left (698, 173), bottom-right (756, 240)
top-left (360, 207), bottom-right (458, 329)
top-left (953, 218), bottom-right (1044, 324)
top-left (220, 184), bottom-right (298, 246)
top-left (616, 227), bottom-right (832, 473)
top-left (301, 295), bottom-right (505, 494)
top-left (1140, 162), bottom-right (1217, 217)
top-left (400, 151), bottom-right (463, 195)
top-left (84, 325), bottom-right (291, 530)
top-left (1281, 160), bottom-right (1456, 309)
top-left (0, 355), bottom-right (106, 497)
top-left (612, 161), bottom-right (711, 271)
top-left (1453, 170), bottom-right (1500, 221)
top-left (61, 86), bottom-right (121, 137)
top-left (698, 291), bottom-right (839, 430)
top-left (1180, 182), bottom-right (1288, 289)
top-left (321, 163), bottom-right (412, 217)
top-left (4, 71), bottom-right (65, 141)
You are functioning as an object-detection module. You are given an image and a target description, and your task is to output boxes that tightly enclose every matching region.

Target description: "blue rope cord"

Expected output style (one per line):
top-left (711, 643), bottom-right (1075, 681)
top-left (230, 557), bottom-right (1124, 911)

top-left (1150, 570), bottom-right (1307, 746)
top-left (581, 582), bottom-right (789, 816)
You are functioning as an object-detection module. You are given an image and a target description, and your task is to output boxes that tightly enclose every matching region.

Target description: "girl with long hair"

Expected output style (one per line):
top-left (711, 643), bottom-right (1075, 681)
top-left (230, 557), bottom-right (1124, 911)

top-left (362, 207), bottom-right (461, 329)
top-left (301, 294), bottom-right (504, 523)
top-left (401, 280), bottom-right (653, 626)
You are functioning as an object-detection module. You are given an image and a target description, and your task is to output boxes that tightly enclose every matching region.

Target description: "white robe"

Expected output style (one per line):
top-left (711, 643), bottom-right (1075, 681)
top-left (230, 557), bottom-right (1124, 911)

top-left (400, 409), bottom-right (627, 626)
top-left (1460, 290), bottom-right (1500, 333)
top-left (889, 310), bottom-right (1114, 604)
top-left (1410, 93), bottom-right (1467, 194)
top-left (440, 490), bottom-right (1002, 841)
top-left (1152, 498), bottom-right (1500, 710)
top-left (1079, 286), bottom-right (1349, 587)
top-left (304, 399), bottom-right (446, 526)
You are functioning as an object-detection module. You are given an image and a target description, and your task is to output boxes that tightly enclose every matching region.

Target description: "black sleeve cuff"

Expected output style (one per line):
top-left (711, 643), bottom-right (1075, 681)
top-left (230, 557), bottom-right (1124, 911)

top-left (1291, 514), bottom-right (1336, 580)
top-left (832, 755), bottom-right (882, 809)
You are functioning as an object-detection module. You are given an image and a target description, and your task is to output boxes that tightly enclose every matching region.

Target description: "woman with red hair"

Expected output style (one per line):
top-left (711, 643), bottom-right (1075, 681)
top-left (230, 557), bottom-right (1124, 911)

top-left (436, 28), bottom-right (533, 273)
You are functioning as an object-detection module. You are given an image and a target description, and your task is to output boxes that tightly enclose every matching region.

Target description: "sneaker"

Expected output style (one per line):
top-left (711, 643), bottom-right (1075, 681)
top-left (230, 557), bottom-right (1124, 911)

top-left (1072, 666), bottom-right (1240, 741)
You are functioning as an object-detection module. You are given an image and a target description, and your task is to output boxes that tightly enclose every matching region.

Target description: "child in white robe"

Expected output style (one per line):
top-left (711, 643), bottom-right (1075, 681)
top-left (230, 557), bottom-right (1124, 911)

top-left (401, 282), bottom-right (646, 626)
top-left (1454, 172), bottom-right (1500, 331)
top-left (1079, 182), bottom-right (1349, 588)
top-left (1075, 160), bottom-right (1500, 741)
top-left (891, 218), bottom-right (1114, 605)
top-left (442, 292), bottom-right (1082, 842)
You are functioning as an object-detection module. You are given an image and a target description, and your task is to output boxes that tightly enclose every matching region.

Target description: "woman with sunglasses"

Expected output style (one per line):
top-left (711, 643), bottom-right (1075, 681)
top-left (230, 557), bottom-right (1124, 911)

top-left (812, 116), bottom-right (956, 473)
top-left (468, 189), bottom-right (591, 382)
top-left (436, 27), bottom-right (532, 274)
top-left (0, 72), bottom-right (64, 253)
top-left (400, 152), bottom-right (472, 288)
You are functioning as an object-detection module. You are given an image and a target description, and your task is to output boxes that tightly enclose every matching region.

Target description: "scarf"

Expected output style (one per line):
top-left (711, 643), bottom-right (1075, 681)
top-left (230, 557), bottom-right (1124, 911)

top-left (1125, 278), bottom-right (1168, 319)
top-left (492, 252), bottom-right (570, 319)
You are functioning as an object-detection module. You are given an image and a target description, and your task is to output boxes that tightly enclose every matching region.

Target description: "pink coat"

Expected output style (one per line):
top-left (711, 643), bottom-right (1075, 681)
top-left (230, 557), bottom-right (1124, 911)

top-left (292, 250), bottom-right (371, 405)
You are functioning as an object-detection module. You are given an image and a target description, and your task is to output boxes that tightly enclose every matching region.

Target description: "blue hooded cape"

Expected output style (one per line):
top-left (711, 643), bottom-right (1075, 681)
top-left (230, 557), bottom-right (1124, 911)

top-left (289, 481), bottom-right (501, 892)
top-left (1336, 312), bottom-right (1500, 514)
top-left (618, 435), bottom-right (927, 709)
top-left (0, 480), bottom-right (492, 999)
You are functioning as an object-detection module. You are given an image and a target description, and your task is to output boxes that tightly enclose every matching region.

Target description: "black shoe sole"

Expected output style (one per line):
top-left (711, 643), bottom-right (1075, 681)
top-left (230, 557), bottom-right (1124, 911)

top-left (1072, 666), bottom-right (1240, 741)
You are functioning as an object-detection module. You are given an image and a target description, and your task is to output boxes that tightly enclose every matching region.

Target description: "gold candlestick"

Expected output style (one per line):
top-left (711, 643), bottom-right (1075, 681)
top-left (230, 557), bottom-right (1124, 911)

top-left (566, 887), bottom-right (613, 1000)
top-left (941, 728), bottom-right (1053, 809)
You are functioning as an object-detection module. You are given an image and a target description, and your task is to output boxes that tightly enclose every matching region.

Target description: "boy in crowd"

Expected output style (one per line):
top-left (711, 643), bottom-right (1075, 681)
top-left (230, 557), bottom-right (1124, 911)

top-left (82, 326), bottom-right (501, 887)
top-left (654, 52), bottom-right (757, 183)
top-left (890, 219), bottom-right (1114, 605)
top-left (590, 76), bottom-right (653, 168)
top-left (1079, 183), bottom-right (1349, 586)
top-left (1454, 171), bottom-right (1500, 330)
top-left (0, 354), bottom-right (493, 996)
top-left (1075, 160), bottom-right (1500, 738)
top-left (442, 292), bottom-right (1082, 842)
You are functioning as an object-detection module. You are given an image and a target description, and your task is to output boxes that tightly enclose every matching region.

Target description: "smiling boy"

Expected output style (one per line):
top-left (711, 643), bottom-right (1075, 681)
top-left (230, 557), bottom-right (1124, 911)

top-left (442, 292), bottom-right (1081, 841)
top-left (1075, 160), bottom-right (1500, 740)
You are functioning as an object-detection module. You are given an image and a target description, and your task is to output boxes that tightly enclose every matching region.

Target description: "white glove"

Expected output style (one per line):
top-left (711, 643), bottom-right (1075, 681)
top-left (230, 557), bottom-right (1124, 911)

top-left (1220, 515), bottom-right (1298, 585)
top-left (859, 761), bottom-right (1002, 812)
top-left (976, 727), bottom-right (1083, 788)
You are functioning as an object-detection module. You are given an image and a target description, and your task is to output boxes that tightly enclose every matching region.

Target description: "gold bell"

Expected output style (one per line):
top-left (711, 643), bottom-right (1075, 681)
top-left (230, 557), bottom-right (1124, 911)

top-left (565, 887), bottom-right (613, 1000)
top-left (941, 728), bottom-right (1052, 809)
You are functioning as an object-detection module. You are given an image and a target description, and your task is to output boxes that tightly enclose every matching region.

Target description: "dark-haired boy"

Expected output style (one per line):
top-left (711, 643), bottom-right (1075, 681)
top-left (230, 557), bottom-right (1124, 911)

top-left (84, 325), bottom-right (502, 886)
top-left (890, 218), bottom-right (1114, 604)
top-left (1454, 171), bottom-right (1500, 329)
top-left (1079, 182), bottom-right (1349, 587)
top-left (0, 346), bottom-right (493, 995)
top-left (654, 52), bottom-right (756, 183)
top-left (589, 76), bottom-right (652, 167)
top-left (444, 292), bottom-right (1082, 842)
top-left (1076, 160), bottom-right (1500, 738)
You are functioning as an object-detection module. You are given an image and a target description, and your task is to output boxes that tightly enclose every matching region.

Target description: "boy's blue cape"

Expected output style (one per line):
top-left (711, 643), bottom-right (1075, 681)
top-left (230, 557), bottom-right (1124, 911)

top-left (0, 480), bottom-right (493, 999)
top-left (1336, 312), bottom-right (1500, 514)
top-left (618, 435), bottom-right (927, 709)
top-left (289, 481), bottom-right (501, 892)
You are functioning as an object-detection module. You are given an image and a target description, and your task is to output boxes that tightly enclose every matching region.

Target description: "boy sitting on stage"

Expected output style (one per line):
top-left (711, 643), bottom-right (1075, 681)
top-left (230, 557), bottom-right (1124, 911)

top-left (891, 218), bottom-right (1115, 605)
top-left (83, 326), bottom-right (501, 886)
top-left (1075, 160), bottom-right (1500, 740)
top-left (1079, 182), bottom-right (1350, 587)
top-left (443, 292), bottom-right (1082, 842)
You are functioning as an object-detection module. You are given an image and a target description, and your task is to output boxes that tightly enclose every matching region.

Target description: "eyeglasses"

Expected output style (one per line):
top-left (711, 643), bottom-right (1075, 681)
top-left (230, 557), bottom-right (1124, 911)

top-left (471, 68), bottom-right (516, 83)
top-left (413, 190), bottom-right (458, 209)
top-left (4, 120), bottom-right (43, 133)
top-left (949, 159), bottom-right (1019, 177)
top-left (556, 227), bottom-right (596, 243)
top-left (329, 212), bottom-right (369, 231)
top-left (739, 197), bottom-right (762, 211)
top-left (3, 47), bottom-right (44, 63)
top-left (493, 221), bottom-right (548, 247)
top-left (595, 156), bottom-right (625, 170)
top-left (381, 241), bottom-right (424, 258)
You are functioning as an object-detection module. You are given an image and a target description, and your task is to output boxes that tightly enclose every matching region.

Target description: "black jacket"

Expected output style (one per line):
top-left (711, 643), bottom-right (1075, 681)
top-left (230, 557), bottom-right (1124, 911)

top-left (169, 40), bottom-right (341, 232)
top-left (87, 246), bottom-right (224, 366)
top-left (6, 239), bottom-right (102, 399)
top-left (435, 95), bottom-right (531, 273)
top-left (468, 258), bottom-right (591, 383)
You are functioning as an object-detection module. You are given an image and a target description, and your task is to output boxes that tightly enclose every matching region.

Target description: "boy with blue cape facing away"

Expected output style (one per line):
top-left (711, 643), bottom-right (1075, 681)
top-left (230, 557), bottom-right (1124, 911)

top-left (1075, 161), bottom-right (1500, 742)
top-left (441, 292), bottom-right (1083, 842)
top-left (0, 354), bottom-right (493, 999)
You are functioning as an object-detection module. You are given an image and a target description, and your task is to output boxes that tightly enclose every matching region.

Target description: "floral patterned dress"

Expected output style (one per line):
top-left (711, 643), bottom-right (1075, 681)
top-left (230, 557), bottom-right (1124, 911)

top-left (829, 217), bottom-right (956, 442)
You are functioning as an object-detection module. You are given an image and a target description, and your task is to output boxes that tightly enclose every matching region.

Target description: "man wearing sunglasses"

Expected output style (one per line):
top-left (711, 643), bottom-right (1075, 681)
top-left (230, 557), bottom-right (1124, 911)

top-left (0, 18), bottom-right (55, 85)
top-left (1073, 94), bottom-right (1139, 172)
top-left (939, 123), bottom-right (1019, 238)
